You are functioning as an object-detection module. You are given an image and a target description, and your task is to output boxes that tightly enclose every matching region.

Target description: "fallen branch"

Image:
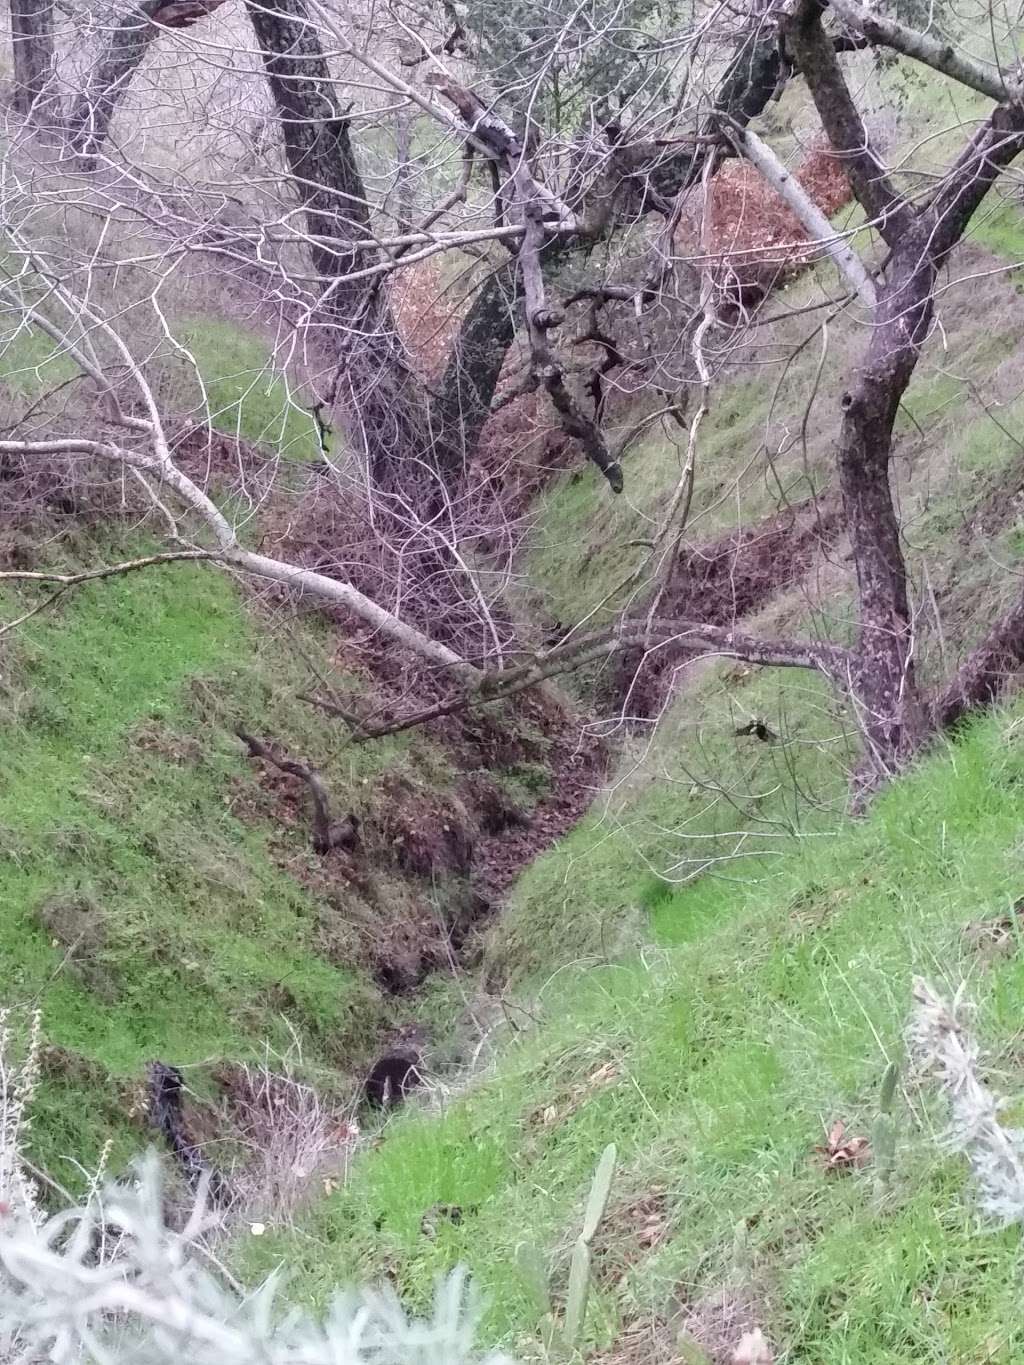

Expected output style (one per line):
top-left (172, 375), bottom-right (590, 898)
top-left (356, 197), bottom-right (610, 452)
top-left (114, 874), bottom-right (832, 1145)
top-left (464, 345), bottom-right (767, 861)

top-left (0, 437), bottom-right (477, 677)
top-left (236, 728), bottom-right (359, 854)
top-left (0, 549), bottom-right (218, 586)
top-left (302, 619), bottom-right (849, 740)
top-left (724, 121), bottom-right (877, 308)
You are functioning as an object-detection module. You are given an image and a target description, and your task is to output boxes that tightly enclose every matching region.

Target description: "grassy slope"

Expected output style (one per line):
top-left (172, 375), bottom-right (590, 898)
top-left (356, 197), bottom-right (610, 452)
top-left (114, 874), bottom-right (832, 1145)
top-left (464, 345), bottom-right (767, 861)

top-left (244, 704), bottom-right (1024, 1364)
top-left (0, 312), bottom-right (459, 1186)
top-left (4, 43), bottom-right (1024, 1359)
top-left (236, 56), bottom-right (1024, 1363)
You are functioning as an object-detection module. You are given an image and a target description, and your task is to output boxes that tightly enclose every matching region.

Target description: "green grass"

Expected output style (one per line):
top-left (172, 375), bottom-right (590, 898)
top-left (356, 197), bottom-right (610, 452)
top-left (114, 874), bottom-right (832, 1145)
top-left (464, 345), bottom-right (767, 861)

top-left (524, 374), bottom-right (780, 625)
top-left (0, 316), bottom-right (80, 398)
top-left (0, 533), bottom-right (465, 1187)
top-left (162, 317), bottom-right (322, 459)
top-left (239, 702), bottom-right (1024, 1364)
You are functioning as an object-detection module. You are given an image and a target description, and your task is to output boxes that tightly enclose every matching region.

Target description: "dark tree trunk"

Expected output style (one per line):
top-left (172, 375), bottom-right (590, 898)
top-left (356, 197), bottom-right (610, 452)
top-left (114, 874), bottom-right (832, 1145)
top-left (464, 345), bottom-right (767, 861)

top-left (833, 234), bottom-right (932, 776)
top-left (428, 263), bottom-right (520, 484)
top-left (10, 0), bottom-right (54, 123)
top-left (787, 0), bottom-right (1024, 782)
top-left (244, 0), bottom-right (465, 502)
top-left (69, 1), bottom-right (227, 166)
top-left (935, 598), bottom-right (1024, 730)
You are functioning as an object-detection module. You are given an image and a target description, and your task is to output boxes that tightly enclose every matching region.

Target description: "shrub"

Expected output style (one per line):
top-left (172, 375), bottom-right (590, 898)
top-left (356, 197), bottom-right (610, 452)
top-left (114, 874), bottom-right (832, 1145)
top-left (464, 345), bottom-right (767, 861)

top-left (0, 1156), bottom-right (510, 1365)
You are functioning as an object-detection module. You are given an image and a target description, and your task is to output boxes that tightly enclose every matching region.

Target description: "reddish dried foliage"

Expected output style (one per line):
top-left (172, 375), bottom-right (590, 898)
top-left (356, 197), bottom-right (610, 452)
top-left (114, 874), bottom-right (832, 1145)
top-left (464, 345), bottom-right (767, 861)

top-left (685, 140), bottom-right (853, 313)
top-left (392, 261), bottom-right (464, 381)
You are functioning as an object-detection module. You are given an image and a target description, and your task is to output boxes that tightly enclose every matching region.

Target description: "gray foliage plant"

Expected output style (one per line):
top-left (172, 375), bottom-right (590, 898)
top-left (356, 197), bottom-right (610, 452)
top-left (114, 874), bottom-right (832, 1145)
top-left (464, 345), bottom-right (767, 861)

top-left (0, 1155), bottom-right (512, 1365)
top-left (908, 976), bottom-right (1024, 1225)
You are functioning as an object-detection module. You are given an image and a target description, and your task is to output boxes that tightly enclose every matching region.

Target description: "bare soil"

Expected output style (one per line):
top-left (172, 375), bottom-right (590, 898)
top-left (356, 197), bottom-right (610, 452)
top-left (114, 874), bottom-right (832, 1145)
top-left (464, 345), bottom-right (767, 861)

top-left (608, 494), bottom-right (842, 718)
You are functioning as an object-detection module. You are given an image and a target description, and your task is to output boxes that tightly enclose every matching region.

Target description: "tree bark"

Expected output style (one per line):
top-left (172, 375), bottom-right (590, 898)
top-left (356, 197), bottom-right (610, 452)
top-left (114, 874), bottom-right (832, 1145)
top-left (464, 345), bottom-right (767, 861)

top-left (428, 262), bottom-right (520, 484)
top-left (245, 0), bottom-right (467, 502)
top-left (10, 0), bottom-right (54, 123)
top-left (934, 598), bottom-right (1024, 730)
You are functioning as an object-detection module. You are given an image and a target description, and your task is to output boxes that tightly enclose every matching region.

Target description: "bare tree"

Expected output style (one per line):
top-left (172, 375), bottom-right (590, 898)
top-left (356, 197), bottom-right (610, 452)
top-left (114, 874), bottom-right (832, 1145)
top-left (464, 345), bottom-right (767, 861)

top-left (6, 0), bottom-right (1024, 803)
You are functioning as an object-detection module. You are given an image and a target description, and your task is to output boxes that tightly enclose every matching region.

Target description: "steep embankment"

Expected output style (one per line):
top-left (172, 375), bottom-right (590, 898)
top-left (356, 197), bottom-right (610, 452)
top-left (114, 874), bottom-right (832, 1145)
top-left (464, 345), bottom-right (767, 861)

top-left (0, 304), bottom-right (603, 1191)
top-left (241, 703), bottom-right (1024, 1365)
top-left (231, 63), bottom-right (1024, 1365)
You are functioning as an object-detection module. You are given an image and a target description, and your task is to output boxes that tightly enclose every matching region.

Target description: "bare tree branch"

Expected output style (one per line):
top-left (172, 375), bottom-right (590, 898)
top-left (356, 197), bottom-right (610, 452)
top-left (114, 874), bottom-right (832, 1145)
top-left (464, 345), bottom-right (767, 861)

top-left (725, 120), bottom-right (877, 307)
top-left (70, 0), bottom-right (229, 165)
top-left (829, 0), bottom-right (1023, 105)
top-left (236, 728), bottom-right (358, 853)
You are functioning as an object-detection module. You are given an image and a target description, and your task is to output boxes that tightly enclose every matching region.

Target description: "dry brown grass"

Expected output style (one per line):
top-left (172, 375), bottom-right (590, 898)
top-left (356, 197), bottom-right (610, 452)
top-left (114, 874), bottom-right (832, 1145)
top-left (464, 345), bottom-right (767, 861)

top-left (211, 1059), bottom-right (358, 1223)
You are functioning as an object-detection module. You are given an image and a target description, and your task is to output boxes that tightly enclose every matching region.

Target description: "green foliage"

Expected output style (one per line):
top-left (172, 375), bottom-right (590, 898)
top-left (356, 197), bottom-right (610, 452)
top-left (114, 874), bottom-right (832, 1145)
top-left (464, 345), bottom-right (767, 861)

top-left (0, 531), bottom-right (465, 1185)
top-left (461, 0), bottom-right (681, 131)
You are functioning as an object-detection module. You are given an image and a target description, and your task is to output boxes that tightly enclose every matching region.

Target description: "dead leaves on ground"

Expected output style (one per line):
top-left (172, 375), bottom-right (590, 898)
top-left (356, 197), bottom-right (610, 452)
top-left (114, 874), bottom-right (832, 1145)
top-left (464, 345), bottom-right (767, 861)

top-left (591, 1187), bottom-right (671, 1289)
top-left (814, 1118), bottom-right (870, 1173)
top-left (963, 894), bottom-right (1024, 963)
top-left (526, 1059), bottom-right (622, 1130)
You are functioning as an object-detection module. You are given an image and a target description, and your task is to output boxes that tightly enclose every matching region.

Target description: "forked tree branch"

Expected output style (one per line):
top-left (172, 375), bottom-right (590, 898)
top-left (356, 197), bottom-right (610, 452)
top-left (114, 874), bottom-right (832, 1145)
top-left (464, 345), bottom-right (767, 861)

top-left (236, 728), bottom-right (358, 853)
top-left (429, 73), bottom-right (624, 490)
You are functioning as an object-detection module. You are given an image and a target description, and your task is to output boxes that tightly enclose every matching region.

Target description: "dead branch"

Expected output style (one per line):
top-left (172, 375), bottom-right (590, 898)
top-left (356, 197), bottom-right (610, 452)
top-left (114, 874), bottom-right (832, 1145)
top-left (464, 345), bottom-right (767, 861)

top-left (302, 619), bottom-right (850, 741)
top-left (0, 436), bottom-right (476, 676)
top-left (430, 74), bottom-right (624, 491)
top-left (0, 550), bottom-right (219, 586)
top-left (724, 121), bottom-right (877, 307)
top-left (235, 728), bottom-right (359, 854)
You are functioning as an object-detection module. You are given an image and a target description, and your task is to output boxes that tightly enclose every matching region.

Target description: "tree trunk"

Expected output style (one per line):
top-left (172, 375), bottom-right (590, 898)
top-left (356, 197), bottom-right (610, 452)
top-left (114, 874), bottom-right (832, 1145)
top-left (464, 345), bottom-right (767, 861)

top-left (244, 0), bottom-right (465, 503)
top-left (787, 0), bottom-right (1024, 783)
top-left (428, 263), bottom-right (520, 484)
top-left (69, 1), bottom-right (228, 166)
top-left (835, 232), bottom-right (933, 778)
top-left (10, 0), bottom-right (54, 123)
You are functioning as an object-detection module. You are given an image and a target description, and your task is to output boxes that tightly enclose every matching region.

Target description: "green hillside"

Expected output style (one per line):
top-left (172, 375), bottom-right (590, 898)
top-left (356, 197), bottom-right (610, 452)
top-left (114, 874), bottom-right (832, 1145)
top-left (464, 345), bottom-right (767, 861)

top-left (5, 10), bottom-right (1024, 1364)
top-left (239, 701), bottom-right (1024, 1364)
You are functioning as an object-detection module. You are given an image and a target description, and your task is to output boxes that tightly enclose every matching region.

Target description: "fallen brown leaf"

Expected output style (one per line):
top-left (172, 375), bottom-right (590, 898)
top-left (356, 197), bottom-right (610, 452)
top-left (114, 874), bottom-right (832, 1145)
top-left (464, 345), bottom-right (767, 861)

top-left (814, 1118), bottom-right (871, 1172)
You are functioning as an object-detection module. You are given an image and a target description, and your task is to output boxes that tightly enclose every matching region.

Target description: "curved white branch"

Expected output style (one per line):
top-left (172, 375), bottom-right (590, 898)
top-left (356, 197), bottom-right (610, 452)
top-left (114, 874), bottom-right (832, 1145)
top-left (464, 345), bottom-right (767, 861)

top-left (0, 438), bottom-right (474, 675)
